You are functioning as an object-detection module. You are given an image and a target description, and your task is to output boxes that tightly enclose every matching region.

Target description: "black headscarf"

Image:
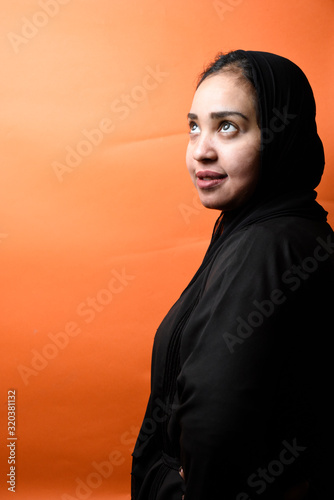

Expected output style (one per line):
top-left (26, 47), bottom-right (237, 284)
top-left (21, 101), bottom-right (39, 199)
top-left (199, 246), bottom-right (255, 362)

top-left (186, 50), bottom-right (327, 289)
top-left (243, 50), bottom-right (324, 194)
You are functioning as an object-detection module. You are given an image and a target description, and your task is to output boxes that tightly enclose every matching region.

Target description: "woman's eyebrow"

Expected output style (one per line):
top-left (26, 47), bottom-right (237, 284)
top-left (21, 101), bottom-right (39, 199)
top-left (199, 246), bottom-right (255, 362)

top-left (187, 111), bottom-right (248, 121)
top-left (211, 111), bottom-right (249, 121)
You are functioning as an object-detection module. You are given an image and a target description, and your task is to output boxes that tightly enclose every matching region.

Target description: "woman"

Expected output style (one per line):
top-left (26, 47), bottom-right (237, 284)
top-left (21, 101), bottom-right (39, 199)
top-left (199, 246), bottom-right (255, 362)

top-left (131, 50), bottom-right (334, 499)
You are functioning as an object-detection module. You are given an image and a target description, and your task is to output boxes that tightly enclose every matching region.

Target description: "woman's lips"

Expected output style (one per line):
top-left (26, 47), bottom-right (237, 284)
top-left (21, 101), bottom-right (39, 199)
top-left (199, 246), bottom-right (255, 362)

top-left (196, 170), bottom-right (227, 189)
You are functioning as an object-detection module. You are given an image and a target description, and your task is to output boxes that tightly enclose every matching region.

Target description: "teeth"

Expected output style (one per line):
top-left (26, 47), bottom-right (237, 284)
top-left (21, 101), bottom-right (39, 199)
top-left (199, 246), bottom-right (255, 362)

top-left (203, 177), bottom-right (212, 180)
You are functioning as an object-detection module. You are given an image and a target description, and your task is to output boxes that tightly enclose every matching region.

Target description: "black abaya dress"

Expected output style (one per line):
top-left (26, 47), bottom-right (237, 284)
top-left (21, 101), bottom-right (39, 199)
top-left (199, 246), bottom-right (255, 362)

top-left (131, 51), bottom-right (334, 499)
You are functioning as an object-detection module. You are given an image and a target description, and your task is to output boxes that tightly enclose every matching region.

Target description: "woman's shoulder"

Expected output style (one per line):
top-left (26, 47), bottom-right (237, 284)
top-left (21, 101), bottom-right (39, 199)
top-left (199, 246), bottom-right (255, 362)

top-left (214, 215), bottom-right (334, 274)
top-left (203, 216), bottom-right (334, 307)
top-left (236, 215), bottom-right (333, 251)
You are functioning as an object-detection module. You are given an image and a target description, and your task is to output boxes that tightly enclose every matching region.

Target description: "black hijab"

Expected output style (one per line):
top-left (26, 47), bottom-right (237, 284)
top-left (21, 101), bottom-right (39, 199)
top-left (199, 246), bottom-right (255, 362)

top-left (186, 50), bottom-right (327, 289)
top-left (244, 50), bottom-right (324, 194)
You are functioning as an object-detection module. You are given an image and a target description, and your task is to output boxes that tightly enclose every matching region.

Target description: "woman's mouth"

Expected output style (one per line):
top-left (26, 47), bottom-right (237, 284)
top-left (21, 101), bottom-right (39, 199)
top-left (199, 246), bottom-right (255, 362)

top-left (196, 170), bottom-right (227, 189)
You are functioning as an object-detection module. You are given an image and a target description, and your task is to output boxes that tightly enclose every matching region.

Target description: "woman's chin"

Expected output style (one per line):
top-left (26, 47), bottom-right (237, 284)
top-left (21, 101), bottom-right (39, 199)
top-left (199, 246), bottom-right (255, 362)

top-left (198, 195), bottom-right (234, 212)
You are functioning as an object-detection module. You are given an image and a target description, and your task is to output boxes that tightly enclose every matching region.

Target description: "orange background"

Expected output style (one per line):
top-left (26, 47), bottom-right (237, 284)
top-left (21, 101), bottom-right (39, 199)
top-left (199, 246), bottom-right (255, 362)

top-left (1, 1), bottom-right (333, 499)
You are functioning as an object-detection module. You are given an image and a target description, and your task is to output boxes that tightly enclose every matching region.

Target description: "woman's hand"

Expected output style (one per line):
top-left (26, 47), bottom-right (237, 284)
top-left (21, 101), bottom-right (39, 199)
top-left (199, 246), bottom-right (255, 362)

top-left (179, 467), bottom-right (185, 499)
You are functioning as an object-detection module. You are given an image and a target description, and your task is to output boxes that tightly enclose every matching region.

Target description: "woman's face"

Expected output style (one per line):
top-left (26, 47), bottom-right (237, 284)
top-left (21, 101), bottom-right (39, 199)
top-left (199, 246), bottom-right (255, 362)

top-left (186, 71), bottom-right (261, 211)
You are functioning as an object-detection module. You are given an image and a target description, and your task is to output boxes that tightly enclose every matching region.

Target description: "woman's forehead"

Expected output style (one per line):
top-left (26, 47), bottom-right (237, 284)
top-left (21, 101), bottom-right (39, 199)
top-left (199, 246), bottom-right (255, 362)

top-left (190, 72), bottom-right (257, 118)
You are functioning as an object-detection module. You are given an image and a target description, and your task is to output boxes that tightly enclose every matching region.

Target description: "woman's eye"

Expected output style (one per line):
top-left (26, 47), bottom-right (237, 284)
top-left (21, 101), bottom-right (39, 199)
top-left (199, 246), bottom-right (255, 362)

top-left (189, 122), bottom-right (200, 134)
top-left (220, 122), bottom-right (237, 133)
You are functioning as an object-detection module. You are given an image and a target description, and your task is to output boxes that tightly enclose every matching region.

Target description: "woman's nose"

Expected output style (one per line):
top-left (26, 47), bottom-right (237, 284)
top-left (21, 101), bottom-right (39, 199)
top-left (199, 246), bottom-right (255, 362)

top-left (192, 134), bottom-right (218, 162)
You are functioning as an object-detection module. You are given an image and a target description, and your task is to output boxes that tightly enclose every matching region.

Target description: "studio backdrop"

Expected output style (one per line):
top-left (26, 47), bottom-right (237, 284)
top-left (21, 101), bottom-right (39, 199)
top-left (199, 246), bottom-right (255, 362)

top-left (1, 1), bottom-right (333, 499)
